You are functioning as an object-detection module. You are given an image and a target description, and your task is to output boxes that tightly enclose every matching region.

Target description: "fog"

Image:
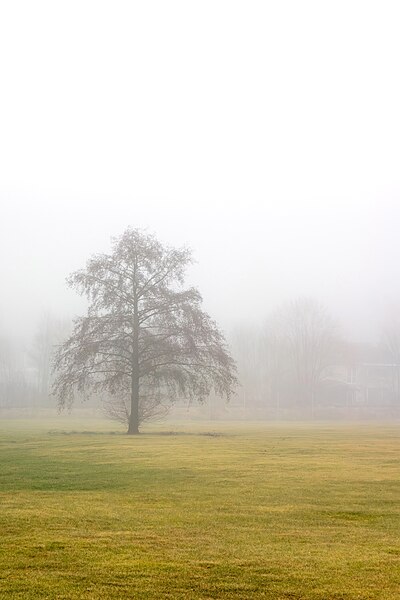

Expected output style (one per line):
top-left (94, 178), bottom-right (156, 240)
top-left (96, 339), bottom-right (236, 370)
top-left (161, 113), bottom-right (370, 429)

top-left (2, 195), bottom-right (399, 343)
top-left (1, 1), bottom-right (400, 418)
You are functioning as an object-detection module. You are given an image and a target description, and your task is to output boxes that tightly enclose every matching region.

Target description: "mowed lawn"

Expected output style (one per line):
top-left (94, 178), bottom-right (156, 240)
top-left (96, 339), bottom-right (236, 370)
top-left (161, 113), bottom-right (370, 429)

top-left (0, 420), bottom-right (399, 599)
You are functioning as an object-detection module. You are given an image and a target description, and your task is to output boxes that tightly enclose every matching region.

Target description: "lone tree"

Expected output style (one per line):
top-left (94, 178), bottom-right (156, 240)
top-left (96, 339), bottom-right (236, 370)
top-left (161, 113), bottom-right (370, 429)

top-left (53, 228), bottom-right (237, 433)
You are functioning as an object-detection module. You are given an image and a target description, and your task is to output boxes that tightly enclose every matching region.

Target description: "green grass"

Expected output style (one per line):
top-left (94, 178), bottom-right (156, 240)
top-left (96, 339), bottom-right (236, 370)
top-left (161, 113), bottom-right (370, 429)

top-left (0, 419), bottom-right (399, 599)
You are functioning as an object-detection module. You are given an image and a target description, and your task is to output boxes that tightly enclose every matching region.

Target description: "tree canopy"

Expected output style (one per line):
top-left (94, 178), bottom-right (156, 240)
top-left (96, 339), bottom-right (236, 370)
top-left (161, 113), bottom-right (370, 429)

top-left (53, 228), bottom-right (237, 433)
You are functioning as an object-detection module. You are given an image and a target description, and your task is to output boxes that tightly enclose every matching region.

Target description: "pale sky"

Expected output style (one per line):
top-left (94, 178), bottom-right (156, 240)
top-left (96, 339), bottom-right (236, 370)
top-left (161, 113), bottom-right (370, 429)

top-left (1, 1), bottom-right (400, 344)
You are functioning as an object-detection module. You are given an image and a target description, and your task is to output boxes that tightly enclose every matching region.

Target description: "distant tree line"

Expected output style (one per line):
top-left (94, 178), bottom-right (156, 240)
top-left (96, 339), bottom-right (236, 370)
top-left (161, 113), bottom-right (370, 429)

top-left (0, 315), bottom-right (71, 411)
top-left (230, 300), bottom-right (400, 419)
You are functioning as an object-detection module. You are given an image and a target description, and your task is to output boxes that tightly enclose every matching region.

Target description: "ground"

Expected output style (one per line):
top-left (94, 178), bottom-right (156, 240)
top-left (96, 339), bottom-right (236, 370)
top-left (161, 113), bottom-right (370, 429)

top-left (0, 419), bottom-right (399, 599)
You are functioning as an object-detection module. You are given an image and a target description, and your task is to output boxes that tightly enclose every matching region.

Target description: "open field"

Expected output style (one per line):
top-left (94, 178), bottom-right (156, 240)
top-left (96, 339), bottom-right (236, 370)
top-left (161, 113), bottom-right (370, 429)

top-left (0, 419), bottom-right (399, 599)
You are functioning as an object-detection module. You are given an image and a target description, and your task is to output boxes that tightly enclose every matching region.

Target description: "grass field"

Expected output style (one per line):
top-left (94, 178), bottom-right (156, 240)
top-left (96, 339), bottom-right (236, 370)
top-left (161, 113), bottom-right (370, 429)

top-left (0, 419), bottom-right (399, 599)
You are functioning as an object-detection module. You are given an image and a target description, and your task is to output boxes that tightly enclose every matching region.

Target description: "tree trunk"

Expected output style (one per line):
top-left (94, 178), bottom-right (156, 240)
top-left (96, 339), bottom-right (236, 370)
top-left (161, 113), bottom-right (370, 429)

top-left (128, 369), bottom-right (139, 434)
top-left (128, 298), bottom-right (140, 434)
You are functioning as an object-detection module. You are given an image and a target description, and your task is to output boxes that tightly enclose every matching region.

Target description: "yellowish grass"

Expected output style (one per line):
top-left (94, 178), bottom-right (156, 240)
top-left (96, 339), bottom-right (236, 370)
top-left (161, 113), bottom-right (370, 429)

top-left (0, 419), bottom-right (399, 598)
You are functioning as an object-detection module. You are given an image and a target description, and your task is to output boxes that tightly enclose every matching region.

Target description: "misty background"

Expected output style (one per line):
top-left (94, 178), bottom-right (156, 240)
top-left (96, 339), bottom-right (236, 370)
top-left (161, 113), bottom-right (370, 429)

top-left (1, 1), bottom-right (400, 418)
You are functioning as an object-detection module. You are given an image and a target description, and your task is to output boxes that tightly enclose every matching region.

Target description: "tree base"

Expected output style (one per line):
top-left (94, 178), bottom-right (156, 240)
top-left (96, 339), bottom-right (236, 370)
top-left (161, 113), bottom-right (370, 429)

top-left (127, 426), bottom-right (140, 435)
